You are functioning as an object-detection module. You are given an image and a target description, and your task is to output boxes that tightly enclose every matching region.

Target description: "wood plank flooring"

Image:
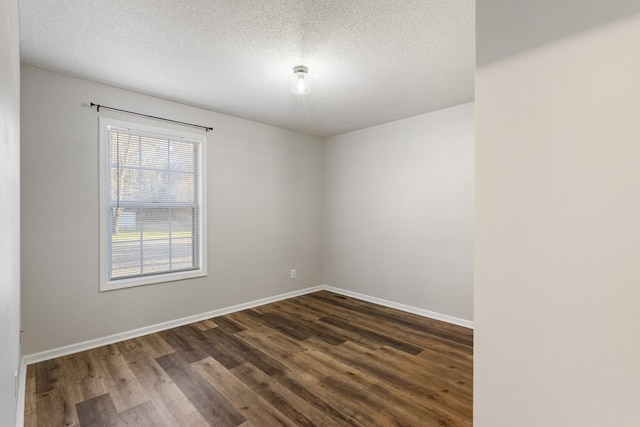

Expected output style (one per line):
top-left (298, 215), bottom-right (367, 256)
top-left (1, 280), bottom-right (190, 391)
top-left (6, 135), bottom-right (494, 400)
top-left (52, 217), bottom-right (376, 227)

top-left (24, 291), bottom-right (473, 426)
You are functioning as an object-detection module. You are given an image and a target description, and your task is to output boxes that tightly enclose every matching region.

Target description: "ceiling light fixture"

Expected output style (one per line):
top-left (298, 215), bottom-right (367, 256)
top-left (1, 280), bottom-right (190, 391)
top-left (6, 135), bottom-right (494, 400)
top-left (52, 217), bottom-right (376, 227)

top-left (289, 65), bottom-right (314, 95)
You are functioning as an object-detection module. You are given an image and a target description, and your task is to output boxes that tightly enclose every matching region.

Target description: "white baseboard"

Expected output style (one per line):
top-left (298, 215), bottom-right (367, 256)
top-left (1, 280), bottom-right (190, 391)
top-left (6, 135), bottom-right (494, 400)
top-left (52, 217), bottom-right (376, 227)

top-left (22, 283), bottom-right (472, 367)
top-left (22, 285), bottom-right (324, 365)
top-left (324, 285), bottom-right (474, 329)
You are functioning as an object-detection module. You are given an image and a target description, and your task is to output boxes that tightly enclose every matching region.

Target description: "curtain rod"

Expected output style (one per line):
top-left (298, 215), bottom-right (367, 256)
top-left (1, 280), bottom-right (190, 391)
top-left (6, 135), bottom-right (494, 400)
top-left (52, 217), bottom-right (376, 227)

top-left (89, 102), bottom-right (213, 132)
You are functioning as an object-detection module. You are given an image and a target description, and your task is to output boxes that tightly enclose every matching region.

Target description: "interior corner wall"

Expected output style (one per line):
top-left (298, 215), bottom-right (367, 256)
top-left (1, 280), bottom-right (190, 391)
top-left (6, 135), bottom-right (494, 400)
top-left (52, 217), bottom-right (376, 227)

top-left (0, 0), bottom-right (21, 425)
top-left (324, 103), bottom-right (474, 322)
top-left (475, 1), bottom-right (640, 426)
top-left (20, 66), bottom-right (324, 355)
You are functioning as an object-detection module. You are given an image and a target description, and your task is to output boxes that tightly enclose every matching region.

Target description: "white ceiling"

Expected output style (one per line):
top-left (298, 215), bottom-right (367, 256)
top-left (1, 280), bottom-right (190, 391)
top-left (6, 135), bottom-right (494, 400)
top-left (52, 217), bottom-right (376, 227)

top-left (18, 0), bottom-right (475, 137)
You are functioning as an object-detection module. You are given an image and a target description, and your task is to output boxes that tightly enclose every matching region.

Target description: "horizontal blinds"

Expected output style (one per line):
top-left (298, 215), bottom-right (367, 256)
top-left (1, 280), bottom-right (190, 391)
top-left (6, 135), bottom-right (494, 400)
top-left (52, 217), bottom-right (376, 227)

top-left (107, 126), bottom-right (200, 280)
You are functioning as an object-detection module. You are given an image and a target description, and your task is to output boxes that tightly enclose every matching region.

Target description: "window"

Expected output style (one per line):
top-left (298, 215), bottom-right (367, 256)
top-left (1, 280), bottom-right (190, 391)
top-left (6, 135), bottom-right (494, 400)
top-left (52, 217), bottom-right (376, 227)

top-left (99, 117), bottom-right (207, 291)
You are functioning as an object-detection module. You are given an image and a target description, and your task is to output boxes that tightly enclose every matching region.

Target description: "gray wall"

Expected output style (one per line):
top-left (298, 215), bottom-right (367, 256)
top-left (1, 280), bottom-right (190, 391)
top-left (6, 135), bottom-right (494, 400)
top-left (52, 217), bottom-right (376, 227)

top-left (475, 1), bottom-right (640, 425)
top-left (0, 0), bottom-right (21, 425)
top-left (21, 66), bottom-right (324, 355)
top-left (324, 103), bottom-right (474, 322)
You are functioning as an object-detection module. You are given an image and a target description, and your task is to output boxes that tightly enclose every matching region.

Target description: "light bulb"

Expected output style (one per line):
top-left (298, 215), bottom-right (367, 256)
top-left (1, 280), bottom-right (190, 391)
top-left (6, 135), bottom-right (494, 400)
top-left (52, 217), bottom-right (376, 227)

top-left (289, 65), bottom-right (314, 95)
top-left (296, 75), bottom-right (307, 94)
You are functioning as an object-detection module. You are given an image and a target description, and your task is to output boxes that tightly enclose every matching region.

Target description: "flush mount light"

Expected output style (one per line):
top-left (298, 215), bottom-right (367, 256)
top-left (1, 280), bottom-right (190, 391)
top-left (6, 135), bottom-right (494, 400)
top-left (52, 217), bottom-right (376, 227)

top-left (289, 65), bottom-right (314, 95)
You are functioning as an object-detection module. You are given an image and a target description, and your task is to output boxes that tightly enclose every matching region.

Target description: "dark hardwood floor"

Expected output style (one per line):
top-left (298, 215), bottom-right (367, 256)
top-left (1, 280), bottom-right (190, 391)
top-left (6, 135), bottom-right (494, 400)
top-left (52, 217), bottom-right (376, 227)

top-left (25, 291), bottom-right (473, 426)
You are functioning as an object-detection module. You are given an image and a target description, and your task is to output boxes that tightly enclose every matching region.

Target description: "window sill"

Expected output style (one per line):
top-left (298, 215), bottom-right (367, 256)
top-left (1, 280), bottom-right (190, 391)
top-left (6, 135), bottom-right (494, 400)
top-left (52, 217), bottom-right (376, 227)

top-left (99, 268), bottom-right (207, 292)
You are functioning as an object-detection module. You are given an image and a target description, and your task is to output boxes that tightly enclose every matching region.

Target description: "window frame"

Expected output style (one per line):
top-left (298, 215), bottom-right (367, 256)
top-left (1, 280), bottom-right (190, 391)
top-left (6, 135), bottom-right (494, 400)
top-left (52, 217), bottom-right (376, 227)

top-left (99, 116), bottom-right (207, 291)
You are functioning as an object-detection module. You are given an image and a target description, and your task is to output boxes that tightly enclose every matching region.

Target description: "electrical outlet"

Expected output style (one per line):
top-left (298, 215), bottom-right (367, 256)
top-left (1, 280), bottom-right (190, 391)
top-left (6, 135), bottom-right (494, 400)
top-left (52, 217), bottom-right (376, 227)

top-left (290, 269), bottom-right (296, 279)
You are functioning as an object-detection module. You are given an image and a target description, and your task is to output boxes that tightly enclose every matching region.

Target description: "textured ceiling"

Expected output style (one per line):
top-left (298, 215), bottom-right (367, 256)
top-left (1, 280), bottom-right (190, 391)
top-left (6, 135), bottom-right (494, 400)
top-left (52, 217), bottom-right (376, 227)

top-left (18, 0), bottom-right (475, 137)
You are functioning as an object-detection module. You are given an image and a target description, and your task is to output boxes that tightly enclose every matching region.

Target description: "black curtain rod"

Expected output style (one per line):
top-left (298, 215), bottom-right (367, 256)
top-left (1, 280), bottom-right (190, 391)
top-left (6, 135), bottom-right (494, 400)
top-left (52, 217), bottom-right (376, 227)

top-left (89, 102), bottom-right (213, 132)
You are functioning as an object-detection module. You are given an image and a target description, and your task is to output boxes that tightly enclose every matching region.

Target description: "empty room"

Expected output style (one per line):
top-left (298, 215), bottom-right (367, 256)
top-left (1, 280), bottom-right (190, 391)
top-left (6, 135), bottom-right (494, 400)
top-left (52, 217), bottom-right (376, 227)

top-left (2, 0), bottom-right (640, 426)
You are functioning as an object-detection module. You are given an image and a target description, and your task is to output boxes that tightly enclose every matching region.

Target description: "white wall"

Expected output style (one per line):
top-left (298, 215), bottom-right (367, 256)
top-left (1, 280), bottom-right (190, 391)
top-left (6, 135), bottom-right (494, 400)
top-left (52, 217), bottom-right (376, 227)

top-left (0, 0), bottom-right (21, 425)
top-left (475, 1), bottom-right (640, 425)
top-left (21, 66), bottom-right (324, 355)
top-left (324, 103), bottom-right (474, 322)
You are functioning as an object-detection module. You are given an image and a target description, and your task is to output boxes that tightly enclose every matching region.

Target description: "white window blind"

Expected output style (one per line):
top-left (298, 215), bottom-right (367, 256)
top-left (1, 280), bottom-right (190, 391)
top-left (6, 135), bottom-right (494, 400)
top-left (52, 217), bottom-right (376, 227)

top-left (100, 118), bottom-right (206, 290)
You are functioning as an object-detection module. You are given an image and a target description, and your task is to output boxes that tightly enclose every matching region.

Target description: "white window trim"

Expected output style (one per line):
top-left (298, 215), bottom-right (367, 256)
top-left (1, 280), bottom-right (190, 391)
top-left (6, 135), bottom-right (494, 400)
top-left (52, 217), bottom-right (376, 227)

top-left (99, 117), bottom-right (207, 291)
